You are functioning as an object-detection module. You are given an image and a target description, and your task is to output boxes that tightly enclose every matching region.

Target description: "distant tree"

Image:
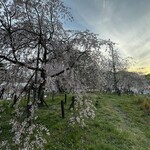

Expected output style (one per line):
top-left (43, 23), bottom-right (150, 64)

top-left (104, 42), bottom-right (130, 94)
top-left (117, 71), bottom-right (148, 94)
top-left (145, 74), bottom-right (150, 85)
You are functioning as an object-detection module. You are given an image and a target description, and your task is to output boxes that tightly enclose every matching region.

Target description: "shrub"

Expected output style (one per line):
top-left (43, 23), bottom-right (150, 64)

top-left (141, 98), bottom-right (150, 113)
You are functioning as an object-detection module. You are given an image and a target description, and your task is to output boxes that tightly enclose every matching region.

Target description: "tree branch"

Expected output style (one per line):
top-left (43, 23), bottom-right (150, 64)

top-left (51, 51), bottom-right (87, 77)
top-left (0, 55), bottom-right (42, 71)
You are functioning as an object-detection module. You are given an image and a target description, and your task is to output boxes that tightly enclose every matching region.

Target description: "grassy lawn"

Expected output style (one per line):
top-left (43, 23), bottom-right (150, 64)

top-left (0, 93), bottom-right (150, 150)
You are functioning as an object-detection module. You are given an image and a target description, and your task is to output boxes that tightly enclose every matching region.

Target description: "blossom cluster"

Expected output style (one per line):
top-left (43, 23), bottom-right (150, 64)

top-left (0, 100), bottom-right (50, 150)
top-left (10, 102), bottom-right (50, 150)
top-left (69, 93), bottom-right (96, 127)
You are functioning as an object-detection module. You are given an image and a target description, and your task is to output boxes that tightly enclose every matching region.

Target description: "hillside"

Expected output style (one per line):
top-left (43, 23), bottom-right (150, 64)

top-left (0, 93), bottom-right (150, 150)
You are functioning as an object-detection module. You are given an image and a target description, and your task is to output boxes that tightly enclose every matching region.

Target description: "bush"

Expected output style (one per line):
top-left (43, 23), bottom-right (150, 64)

top-left (141, 98), bottom-right (150, 113)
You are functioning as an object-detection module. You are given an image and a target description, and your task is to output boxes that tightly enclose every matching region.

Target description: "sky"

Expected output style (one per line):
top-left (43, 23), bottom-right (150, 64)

top-left (63, 0), bottom-right (150, 74)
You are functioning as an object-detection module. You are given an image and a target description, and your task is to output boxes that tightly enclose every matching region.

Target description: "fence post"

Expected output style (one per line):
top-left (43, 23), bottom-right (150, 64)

top-left (72, 96), bottom-right (74, 110)
top-left (61, 100), bottom-right (65, 118)
top-left (69, 96), bottom-right (75, 110)
top-left (52, 91), bottom-right (55, 101)
top-left (27, 103), bottom-right (32, 125)
top-left (27, 88), bottom-right (30, 104)
top-left (11, 95), bottom-right (17, 107)
top-left (64, 94), bottom-right (67, 104)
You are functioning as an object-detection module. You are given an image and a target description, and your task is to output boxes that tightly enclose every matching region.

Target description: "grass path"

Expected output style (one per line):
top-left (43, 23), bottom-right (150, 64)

top-left (94, 94), bottom-right (150, 150)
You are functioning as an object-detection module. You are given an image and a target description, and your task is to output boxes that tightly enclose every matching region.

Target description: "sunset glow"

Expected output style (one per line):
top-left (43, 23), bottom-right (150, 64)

top-left (128, 67), bottom-right (150, 75)
top-left (64, 0), bottom-right (150, 72)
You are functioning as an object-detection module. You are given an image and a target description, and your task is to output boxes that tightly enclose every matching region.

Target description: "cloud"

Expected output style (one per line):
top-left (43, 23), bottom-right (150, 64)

top-left (64, 0), bottom-right (150, 69)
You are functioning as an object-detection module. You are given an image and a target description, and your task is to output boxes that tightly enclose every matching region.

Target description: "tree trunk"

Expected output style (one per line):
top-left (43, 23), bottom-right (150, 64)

top-left (33, 45), bottom-right (40, 103)
top-left (38, 69), bottom-right (48, 107)
top-left (110, 45), bottom-right (119, 95)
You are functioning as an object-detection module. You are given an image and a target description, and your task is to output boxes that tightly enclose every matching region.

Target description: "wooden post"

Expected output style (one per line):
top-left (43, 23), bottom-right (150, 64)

top-left (69, 96), bottom-right (75, 110)
top-left (27, 104), bottom-right (32, 125)
top-left (52, 91), bottom-right (55, 101)
top-left (95, 100), bottom-right (98, 106)
top-left (11, 95), bottom-right (17, 107)
top-left (72, 96), bottom-right (74, 110)
top-left (27, 104), bottom-right (31, 118)
top-left (27, 88), bottom-right (30, 104)
top-left (64, 94), bottom-right (67, 104)
top-left (61, 100), bottom-right (65, 118)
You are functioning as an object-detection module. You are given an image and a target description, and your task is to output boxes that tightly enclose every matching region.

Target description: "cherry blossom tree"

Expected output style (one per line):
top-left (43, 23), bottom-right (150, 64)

top-left (103, 42), bottom-right (132, 94)
top-left (0, 0), bottom-right (117, 148)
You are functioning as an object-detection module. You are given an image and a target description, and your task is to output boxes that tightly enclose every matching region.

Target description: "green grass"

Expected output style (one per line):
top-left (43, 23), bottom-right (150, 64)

top-left (0, 93), bottom-right (150, 150)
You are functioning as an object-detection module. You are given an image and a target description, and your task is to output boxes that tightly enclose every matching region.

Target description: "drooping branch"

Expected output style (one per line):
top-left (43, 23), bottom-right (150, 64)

top-left (13, 72), bottom-right (35, 104)
top-left (51, 51), bottom-right (87, 77)
top-left (0, 55), bottom-right (42, 71)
